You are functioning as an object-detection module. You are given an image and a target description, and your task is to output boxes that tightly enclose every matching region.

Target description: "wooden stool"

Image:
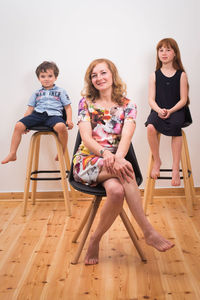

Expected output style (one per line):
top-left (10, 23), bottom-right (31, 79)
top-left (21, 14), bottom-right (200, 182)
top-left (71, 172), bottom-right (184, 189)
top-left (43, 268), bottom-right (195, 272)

top-left (23, 130), bottom-right (77, 216)
top-left (143, 130), bottom-right (196, 216)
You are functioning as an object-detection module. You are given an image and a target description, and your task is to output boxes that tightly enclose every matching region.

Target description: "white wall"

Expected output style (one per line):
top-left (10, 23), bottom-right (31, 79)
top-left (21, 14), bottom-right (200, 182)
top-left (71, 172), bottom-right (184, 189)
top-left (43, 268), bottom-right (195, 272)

top-left (0, 0), bottom-right (199, 192)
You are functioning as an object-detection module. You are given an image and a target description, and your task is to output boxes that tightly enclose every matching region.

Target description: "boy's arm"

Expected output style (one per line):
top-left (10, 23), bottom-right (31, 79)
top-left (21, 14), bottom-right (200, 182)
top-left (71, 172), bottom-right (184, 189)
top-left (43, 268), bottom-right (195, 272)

top-left (64, 104), bottom-right (73, 129)
top-left (24, 106), bottom-right (34, 117)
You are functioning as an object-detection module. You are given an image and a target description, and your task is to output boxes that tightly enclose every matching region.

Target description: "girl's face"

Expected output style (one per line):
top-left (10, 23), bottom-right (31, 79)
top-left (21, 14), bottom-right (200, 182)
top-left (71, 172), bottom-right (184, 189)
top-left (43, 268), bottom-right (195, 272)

top-left (158, 45), bottom-right (176, 65)
top-left (91, 62), bottom-right (113, 92)
top-left (38, 69), bottom-right (57, 89)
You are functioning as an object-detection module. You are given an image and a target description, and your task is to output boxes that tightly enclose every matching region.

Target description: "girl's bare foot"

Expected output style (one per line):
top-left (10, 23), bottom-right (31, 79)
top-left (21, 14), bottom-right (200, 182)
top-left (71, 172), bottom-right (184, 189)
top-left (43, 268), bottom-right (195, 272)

top-left (84, 237), bottom-right (99, 265)
top-left (1, 153), bottom-right (17, 164)
top-left (55, 154), bottom-right (59, 161)
top-left (171, 169), bottom-right (181, 186)
top-left (144, 229), bottom-right (174, 252)
top-left (151, 159), bottom-right (161, 179)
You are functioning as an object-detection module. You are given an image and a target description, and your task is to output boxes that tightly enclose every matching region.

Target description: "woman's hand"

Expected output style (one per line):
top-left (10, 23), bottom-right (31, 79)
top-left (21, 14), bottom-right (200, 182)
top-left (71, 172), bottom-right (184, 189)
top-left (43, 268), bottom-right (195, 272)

top-left (113, 157), bottom-right (134, 183)
top-left (102, 150), bottom-right (115, 173)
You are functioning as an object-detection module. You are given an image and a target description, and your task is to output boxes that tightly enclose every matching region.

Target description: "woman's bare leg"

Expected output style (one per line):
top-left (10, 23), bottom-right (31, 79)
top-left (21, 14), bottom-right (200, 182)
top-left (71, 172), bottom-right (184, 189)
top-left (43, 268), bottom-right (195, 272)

top-left (171, 136), bottom-right (182, 186)
top-left (122, 174), bottom-right (174, 251)
top-left (85, 177), bottom-right (124, 265)
top-left (1, 122), bottom-right (26, 164)
top-left (147, 124), bottom-right (161, 179)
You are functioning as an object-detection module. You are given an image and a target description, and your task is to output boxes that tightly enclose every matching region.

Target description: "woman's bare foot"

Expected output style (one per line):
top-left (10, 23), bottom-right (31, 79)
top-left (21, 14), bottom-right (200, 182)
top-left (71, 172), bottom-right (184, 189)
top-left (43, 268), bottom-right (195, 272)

top-left (84, 237), bottom-right (99, 265)
top-left (171, 169), bottom-right (181, 186)
top-left (151, 159), bottom-right (161, 179)
top-left (144, 230), bottom-right (174, 252)
top-left (1, 153), bottom-right (17, 164)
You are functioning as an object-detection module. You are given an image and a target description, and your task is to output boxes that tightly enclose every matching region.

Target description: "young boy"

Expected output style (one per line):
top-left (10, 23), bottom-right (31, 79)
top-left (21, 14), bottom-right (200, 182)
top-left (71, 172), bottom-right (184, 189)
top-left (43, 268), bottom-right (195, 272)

top-left (1, 61), bottom-right (73, 164)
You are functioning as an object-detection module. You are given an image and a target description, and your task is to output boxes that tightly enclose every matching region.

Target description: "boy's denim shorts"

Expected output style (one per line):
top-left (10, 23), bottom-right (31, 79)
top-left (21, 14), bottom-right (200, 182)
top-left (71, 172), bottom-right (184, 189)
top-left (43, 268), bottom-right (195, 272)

top-left (19, 111), bottom-right (66, 129)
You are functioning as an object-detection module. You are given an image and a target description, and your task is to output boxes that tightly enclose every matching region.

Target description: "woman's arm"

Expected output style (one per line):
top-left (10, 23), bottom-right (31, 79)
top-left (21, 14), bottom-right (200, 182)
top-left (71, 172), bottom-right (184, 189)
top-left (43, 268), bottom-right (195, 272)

top-left (115, 121), bottom-right (135, 159)
top-left (113, 121), bottom-right (136, 182)
top-left (79, 121), bottom-right (108, 156)
top-left (79, 121), bottom-right (115, 172)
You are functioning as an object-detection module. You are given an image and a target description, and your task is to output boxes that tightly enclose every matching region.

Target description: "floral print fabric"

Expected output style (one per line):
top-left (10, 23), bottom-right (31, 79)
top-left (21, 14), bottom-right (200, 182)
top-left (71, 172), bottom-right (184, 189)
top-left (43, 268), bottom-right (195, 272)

top-left (73, 97), bottom-right (137, 185)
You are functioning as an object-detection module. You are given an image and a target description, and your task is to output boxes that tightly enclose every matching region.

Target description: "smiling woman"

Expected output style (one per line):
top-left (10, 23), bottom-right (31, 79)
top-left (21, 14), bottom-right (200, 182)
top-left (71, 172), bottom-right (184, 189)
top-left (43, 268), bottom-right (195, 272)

top-left (72, 58), bottom-right (174, 265)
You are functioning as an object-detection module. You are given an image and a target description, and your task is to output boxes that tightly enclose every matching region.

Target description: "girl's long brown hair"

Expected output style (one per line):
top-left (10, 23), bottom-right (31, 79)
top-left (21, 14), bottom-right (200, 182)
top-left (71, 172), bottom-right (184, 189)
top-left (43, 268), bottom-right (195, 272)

top-left (81, 58), bottom-right (127, 105)
top-left (156, 38), bottom-right (189, 104)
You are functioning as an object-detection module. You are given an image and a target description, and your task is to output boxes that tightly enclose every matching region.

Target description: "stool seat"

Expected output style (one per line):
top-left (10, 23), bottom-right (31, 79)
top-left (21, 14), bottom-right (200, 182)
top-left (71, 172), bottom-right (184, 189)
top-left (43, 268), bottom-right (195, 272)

top-left (23, 128), bottom-right (76, 217)
top-left (143, 130), bottom-right (196, 216)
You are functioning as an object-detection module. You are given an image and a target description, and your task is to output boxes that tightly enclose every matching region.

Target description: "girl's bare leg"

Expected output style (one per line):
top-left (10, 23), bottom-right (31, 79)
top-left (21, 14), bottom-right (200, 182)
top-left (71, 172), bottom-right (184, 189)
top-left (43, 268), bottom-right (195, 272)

top-left (53, 123), bottom-right (68, 161)
top-left (1, 122), bottom-right (26, 164)
top-left (122, 175), bottom-right (174, 251)
top-left (171, 136), bottom-right (182, 186)
top-left (85, 177), bottom-right (124, 265)
top-left (147, 124), bottom-right (161, 179)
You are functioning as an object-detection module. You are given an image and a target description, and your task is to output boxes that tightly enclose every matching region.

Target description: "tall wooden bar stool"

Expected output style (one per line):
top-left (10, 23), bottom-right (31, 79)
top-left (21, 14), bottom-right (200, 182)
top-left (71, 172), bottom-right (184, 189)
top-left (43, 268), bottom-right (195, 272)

top-left (23, 127), bottom-right (77, 217)
top-left (69, 131), bottom-right (147, 264)
top-left (143, 130), bottom-right (196, 217)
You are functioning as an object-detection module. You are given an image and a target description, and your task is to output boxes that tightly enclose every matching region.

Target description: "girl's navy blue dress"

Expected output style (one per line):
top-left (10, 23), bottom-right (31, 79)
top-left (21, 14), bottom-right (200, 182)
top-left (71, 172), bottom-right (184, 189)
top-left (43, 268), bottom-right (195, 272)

top-left (145, 69), bottom-right (185, 136)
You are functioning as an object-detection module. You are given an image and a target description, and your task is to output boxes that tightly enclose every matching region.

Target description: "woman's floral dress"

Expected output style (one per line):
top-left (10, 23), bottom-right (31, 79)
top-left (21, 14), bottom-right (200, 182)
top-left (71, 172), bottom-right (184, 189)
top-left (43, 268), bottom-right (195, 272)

top-left (73, 97), bottom-right (137, 185)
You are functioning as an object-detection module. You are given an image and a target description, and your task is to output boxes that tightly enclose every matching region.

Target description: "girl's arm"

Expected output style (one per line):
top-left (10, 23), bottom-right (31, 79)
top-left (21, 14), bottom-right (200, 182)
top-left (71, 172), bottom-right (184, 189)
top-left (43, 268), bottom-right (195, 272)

top-left (167, 72), bottom-right (188, 115)
top-left (148, 73), bottom-right (166, 116)
top-left (24, 106), bottom-right (34, 117)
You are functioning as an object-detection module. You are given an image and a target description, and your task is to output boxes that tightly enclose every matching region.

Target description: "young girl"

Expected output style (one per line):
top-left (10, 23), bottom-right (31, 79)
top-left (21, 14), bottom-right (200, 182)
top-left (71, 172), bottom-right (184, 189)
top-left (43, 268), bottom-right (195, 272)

top-left (145, 38), bottom-right (189, 186)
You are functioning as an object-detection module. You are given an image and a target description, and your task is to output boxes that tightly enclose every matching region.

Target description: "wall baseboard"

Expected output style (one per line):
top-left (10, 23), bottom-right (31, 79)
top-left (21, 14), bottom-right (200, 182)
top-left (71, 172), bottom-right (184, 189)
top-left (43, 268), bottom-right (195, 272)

top-left (0, 187), bottom-right (199, 201)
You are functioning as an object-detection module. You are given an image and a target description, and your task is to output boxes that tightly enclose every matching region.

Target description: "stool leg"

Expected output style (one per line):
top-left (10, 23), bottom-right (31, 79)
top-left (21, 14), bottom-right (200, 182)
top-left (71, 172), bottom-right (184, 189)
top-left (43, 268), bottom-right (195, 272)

top-left (54, 134), bottom-right (71, 216)
top-left (64, 148), bottom-right (77, 205)
top-left (181, 132), bottom-right (193, 216)
top-left (143, 133), bottom-right (160, 214)
top-left (71, 196), bottom-right (102, 265)
top-left (23, 133), bottom-right (37, 216)
top-left (31, 134), bottom-right (41, 205)
top-left (72, 200), bottom-right (94, 243)
top-left (182, 130), bottom-right (196, 205)
top-left (120, 209), bottom-right (147, 262)
top-left (143, 151), bottom-right (156, 214)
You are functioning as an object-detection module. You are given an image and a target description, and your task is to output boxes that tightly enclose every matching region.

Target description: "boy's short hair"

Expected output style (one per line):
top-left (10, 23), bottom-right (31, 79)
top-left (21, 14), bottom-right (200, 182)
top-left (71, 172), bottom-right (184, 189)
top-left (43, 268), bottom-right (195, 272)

top-left (35, 61), bottom-right (59, 78)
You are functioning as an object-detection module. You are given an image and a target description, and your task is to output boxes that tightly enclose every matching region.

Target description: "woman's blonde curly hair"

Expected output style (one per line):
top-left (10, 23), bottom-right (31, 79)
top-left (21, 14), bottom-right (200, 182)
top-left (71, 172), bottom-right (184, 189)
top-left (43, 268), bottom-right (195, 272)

top-left (81, 58), bottom-right (127, 106)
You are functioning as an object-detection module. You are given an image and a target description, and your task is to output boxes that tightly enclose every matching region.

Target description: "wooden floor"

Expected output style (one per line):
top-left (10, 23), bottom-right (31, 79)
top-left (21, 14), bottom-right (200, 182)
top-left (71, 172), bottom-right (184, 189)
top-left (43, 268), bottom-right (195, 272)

top-left (0, 195), bottom-right (200, 300)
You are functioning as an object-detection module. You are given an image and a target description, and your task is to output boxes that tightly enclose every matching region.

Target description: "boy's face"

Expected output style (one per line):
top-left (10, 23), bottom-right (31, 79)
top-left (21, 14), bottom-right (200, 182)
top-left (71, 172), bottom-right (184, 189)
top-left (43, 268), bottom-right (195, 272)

top-left (38, 69), bottom-right (57, 89)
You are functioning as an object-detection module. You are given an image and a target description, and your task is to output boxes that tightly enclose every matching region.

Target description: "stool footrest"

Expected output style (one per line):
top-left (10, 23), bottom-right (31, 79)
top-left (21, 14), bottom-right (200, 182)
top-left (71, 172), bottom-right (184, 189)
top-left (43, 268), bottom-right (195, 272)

top-left (30, 170), bottom-right (69, 181)
top-left (158, 168), bottom-right (191, 180)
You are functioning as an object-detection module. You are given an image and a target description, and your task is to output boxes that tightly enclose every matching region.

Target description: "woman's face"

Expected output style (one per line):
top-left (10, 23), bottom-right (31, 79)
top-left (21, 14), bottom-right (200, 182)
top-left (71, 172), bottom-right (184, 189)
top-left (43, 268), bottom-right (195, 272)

top-left (91, 62), bottom-right (113, 92)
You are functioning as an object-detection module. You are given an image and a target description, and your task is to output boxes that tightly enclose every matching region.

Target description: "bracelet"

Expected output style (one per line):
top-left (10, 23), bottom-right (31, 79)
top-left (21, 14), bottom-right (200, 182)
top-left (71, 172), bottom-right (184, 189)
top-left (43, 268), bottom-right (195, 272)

top-left (100, 148), bottom-right (107, 157)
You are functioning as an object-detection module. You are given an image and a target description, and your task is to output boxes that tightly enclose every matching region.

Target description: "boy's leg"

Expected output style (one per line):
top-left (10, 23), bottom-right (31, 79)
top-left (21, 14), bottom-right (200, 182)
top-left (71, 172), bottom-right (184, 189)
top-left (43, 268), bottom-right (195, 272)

top-left (147, 124), bottom-right (161, 179)
top-left (1, 122), bottom-right (26, 164)
top-left (171, 136), bottom-right (182, 186)
top-left (53, 122), bottom-right (68, 160)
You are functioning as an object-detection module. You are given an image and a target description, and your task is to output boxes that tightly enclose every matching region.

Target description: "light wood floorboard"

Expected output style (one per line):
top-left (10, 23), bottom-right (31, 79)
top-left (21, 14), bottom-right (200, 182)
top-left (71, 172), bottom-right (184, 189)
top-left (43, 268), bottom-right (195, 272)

top-left (0, 195), bottom-right (200, 300)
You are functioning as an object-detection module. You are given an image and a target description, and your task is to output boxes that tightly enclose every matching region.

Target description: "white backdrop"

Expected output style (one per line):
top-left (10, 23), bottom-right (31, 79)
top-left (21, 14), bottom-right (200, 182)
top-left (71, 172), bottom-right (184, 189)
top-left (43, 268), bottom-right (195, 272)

top-left (0, 0), bottom-right (199, 192)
